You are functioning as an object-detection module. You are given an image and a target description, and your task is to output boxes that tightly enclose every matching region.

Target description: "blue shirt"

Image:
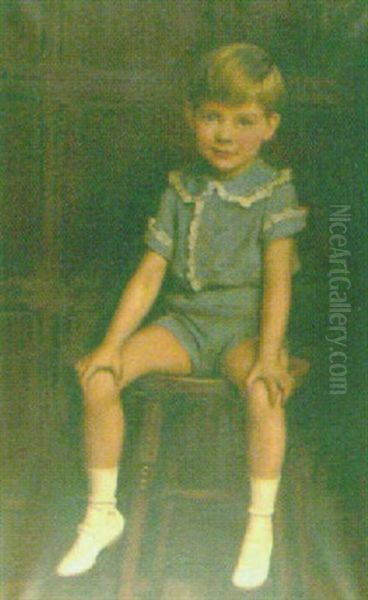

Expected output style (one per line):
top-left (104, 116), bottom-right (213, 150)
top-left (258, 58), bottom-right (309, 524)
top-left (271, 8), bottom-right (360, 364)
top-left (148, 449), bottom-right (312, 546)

top-left (145, 158), bottom-right (307, 294)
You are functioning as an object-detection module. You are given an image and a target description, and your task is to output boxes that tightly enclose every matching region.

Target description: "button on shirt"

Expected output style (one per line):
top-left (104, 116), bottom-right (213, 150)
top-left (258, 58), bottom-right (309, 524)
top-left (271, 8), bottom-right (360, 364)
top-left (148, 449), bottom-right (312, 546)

top-left (145, 159), bottom-right (308, 294)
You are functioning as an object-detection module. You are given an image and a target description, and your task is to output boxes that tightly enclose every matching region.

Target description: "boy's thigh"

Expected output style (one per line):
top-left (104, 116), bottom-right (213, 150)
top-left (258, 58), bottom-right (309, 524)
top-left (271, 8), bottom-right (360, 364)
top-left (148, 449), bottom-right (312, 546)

top-left (118, 324), bottom-right (192, 389)
top-left (220, 337), bottom-right (258, 388)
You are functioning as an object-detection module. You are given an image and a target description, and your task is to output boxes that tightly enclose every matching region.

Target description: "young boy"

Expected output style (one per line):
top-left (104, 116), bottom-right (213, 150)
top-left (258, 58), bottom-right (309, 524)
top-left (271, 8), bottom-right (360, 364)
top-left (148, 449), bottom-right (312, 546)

top-left (57, 43), bottom-right (307, 590)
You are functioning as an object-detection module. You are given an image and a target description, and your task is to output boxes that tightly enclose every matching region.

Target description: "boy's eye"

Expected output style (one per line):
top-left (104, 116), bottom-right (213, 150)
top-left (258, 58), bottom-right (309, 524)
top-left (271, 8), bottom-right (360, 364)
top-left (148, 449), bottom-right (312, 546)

top-left (237, 116), bottom-right (254, 127)
top-left (200, 111), bottom-right (219, 122)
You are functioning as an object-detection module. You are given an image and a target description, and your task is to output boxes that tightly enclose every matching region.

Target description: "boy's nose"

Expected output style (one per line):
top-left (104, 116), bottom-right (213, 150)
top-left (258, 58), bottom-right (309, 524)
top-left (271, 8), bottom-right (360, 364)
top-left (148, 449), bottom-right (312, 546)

top-left (215, 121), bottom-right (234, 143)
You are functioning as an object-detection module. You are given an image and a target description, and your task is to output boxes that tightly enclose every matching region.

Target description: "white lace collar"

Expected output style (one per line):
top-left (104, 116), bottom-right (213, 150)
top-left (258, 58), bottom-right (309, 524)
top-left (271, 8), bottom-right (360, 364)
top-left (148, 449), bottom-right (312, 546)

top-left (169, 167), bottom-right (292, 208)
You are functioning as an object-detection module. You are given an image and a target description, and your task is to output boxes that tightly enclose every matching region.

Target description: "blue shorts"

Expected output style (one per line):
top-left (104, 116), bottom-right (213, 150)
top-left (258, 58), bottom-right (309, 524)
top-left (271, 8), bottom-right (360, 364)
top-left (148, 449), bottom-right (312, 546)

top-left (153, 310), bottom-right (259, 376)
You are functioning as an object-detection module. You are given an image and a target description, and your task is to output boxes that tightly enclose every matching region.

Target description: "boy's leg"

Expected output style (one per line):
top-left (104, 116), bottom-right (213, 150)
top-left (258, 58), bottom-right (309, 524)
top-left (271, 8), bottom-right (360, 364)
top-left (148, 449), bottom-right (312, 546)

top-left (57, 324), bottom-right (191, 577)
top-left (85, 324), bottom-right (192, 470)
top-left (221, 338), bottom-right (290, 590)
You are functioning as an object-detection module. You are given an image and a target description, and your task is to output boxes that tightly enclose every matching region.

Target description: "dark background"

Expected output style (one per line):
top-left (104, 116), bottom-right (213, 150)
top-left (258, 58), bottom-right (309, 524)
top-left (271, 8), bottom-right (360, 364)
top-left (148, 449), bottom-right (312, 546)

top-left (1, 1), bottom-right (367, 598)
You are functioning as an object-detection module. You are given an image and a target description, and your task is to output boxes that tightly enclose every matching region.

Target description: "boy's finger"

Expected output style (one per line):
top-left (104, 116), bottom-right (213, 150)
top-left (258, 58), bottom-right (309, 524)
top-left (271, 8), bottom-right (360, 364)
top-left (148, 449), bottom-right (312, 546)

top-left (75, 359), bottom-right (89, 375)
top-left (280, 375), bottom-right (295, 405)
top-left (245, 376), bottom-right (255, 391)
top-left (80, 366), bottom-right (116, 391)
top-left (245, 373), bottom-right (260, 391)
top-left (264, 377), bottom-right (279, 406)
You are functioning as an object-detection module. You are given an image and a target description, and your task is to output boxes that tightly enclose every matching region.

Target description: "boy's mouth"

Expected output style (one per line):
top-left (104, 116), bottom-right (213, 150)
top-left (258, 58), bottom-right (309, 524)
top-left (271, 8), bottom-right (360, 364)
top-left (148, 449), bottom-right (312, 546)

top-left (212, 148), bottom-right (237, 159)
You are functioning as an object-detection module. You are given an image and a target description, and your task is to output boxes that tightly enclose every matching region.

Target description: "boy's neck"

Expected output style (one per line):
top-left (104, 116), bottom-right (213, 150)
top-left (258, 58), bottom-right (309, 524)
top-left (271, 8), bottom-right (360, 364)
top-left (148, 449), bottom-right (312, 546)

top-left (203, 156), bottom-right (260, 182)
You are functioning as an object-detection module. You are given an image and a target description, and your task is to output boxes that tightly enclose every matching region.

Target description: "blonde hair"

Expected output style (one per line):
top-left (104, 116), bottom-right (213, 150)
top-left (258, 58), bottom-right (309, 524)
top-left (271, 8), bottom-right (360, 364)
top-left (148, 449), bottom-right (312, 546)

top-left (187, 43), bottom-right (286, 114)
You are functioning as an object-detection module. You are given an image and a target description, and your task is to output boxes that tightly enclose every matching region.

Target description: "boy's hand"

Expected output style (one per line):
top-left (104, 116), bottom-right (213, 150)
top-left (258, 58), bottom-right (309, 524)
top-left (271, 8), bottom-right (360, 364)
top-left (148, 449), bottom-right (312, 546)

top-left (245, 359), bottom-right (294, 407)
top-left (75, 343), bottom-right (122, 388)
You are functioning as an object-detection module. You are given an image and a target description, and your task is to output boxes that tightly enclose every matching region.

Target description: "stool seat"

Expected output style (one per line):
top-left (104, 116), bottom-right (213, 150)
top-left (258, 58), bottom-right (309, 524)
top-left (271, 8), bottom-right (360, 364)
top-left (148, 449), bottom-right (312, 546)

top-left (129, 372), bottom-right (236, 400)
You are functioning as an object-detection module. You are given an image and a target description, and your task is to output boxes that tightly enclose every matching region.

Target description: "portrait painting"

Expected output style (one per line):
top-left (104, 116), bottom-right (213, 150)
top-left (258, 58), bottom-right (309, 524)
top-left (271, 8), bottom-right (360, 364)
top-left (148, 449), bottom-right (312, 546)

top-left (1, 2), bottom-right (366, 599)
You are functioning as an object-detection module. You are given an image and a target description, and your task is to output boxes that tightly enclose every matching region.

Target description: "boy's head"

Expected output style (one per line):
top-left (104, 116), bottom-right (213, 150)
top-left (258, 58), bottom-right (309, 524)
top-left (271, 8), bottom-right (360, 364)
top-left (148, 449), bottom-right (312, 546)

top-left (186, 43), bottom-right (285, 178)
top-left (187, 43), bottom-right (286, 116)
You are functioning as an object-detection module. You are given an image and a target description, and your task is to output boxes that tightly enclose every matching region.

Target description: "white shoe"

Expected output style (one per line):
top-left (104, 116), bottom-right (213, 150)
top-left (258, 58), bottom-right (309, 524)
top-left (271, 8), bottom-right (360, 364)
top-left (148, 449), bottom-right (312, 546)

top-left (231, 515), bottom-right (273, 590)
top-left (232, 539), bottom-right (272, 590)
top-left (56, 505), bottom-right (125, 577)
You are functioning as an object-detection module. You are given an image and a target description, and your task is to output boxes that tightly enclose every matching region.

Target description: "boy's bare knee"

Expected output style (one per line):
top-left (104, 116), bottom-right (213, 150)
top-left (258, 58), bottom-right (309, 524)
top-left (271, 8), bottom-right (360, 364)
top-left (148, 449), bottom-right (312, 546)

top-left (246, 379), bottom-right (268, 397)
top-left (81, 368), bottom-right (116, 391)
top-left (83, 369), bottom-right (119, 414)
top-left (245, 380), bottom-right (277, 417)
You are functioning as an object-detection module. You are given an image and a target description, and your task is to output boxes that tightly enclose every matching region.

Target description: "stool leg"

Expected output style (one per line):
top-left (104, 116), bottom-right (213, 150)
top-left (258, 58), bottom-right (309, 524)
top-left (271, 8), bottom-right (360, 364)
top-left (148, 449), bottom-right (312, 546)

top-left (150, 496), bottom-right (176, 599)
top-left (119, 399), bottom-right (163, 600)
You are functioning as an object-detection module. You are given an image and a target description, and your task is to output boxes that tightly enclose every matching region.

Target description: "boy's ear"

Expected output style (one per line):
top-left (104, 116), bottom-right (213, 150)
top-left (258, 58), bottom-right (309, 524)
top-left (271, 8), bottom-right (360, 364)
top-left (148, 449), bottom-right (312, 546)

top-left (184, 101), bottom-right (196, 129)
top-left (265, 112), bottom-right (281, 140)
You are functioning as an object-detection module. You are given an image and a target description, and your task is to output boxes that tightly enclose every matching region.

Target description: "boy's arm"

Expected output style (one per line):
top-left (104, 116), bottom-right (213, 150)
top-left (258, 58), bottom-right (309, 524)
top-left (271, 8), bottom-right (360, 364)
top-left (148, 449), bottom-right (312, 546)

top-left (103, 250), bottom-right (168, 348)
top-left (259, 237), bottom-right (293, 363)
top-left (246, 237), bottom-right (294, 405)
top-left (76, 250), bottom-right (168, 383)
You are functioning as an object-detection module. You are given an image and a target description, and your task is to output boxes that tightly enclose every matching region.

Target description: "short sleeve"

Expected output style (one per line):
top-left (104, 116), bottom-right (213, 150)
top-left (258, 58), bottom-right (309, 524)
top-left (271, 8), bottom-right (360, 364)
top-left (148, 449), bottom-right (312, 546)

top-left (144, 184), bottom-right (177, 261)
top-left (262, 179), bottom-right (308, 245)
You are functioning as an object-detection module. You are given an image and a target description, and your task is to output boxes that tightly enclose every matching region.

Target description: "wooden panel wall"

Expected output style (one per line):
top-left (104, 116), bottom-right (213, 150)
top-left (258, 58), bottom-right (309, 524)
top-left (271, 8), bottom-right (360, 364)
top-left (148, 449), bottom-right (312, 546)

top-left (0, 1), bottom-right (365, 502)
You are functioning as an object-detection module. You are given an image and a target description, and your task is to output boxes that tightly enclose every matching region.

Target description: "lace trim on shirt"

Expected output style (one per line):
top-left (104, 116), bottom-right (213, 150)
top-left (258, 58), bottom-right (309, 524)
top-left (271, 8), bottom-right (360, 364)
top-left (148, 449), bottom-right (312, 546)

top-left (263, 206), bottom-right (308, 232)
top-left (187, 198), bottom-right (205, 291)
top-left (169, 171), bottom-right (194, 203)
top-left (169, 168), bottom-right (292, 208)
top-left (147, 217), bottom-right (173, 249)
top-left (169, 168), bottom-right (297, 292)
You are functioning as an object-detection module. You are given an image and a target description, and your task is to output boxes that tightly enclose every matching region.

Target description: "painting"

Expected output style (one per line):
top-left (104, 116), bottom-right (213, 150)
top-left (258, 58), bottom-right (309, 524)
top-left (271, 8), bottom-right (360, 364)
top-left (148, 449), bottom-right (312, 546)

top-left (1, 2), bottom-right (366, 598)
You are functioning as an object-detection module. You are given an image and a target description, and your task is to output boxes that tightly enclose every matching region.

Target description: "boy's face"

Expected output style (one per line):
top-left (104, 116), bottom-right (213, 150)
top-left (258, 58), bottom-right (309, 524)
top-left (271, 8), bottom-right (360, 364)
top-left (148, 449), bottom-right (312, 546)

top-left (188, 101), bottom-right (280, 178)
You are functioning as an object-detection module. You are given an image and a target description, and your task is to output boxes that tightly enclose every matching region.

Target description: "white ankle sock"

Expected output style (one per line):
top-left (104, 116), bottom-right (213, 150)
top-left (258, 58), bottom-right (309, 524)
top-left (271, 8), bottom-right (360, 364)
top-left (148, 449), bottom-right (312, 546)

top-left (232, 476), bottom-right (280, 590)
top-left (248, 476), bottom-right (280, 516)
top-left (88, 467), bottom-right (119, 506)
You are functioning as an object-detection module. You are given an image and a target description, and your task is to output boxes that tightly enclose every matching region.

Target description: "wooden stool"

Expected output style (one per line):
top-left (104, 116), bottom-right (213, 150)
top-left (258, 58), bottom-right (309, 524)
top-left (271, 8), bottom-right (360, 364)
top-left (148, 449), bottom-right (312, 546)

top-left (118, 360), bottom-right (310, 599)
top-left (119, 359), bottom-right (309, 600)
